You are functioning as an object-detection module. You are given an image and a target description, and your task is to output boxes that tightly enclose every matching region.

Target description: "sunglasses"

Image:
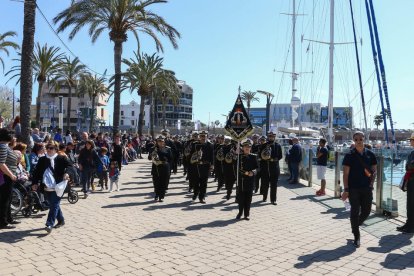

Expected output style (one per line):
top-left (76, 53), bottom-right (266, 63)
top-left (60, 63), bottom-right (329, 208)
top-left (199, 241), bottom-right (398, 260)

top-left (353, 138), bottom-right (364, 141)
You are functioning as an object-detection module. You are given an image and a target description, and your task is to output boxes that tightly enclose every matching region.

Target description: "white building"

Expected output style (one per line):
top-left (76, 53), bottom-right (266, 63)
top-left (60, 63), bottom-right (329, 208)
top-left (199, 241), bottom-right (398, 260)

top-left (120, 100), bottom-right (151, 131)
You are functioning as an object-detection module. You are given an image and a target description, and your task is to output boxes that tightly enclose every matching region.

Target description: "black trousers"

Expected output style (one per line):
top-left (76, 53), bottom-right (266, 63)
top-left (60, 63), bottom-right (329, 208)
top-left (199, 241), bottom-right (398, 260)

top-left (237, 189), bottom-right (253, 218)
top-left (349, 187), bottom-right (373, 236)
top-left (261, 163), bottom-right (280, 202)
top-left (0, 176), bottom-right (13, 227)
top-left (188, 163), bottom-right (197, 190)
top-left (215, 162), bottom-right (224, 189)
top-left (172, 156), bottom-right (178, 173)
top-left (406, 179), bottom-right (414, 230)
top-left (254, 168), bottom-right (261, 193)
top-left (193, 164), bottom-right (209, 200)
top-left (152, 164), bottom-right (170, 199)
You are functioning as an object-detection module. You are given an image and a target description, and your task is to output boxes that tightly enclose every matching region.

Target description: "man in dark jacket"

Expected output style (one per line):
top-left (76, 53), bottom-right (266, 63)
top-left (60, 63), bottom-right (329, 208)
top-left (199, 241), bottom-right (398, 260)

top-left (288, 137), bottom-right (302, 184)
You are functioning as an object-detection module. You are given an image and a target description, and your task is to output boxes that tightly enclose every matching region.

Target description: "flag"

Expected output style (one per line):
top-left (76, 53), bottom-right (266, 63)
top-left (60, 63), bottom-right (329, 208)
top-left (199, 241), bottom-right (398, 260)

top-left (225, 94), bottom-right (253, 141)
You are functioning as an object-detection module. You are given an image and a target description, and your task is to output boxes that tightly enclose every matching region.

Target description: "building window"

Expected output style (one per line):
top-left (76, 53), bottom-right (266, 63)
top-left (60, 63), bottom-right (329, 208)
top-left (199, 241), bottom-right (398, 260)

top-left (131, 111), bottom-right (134, 116)
top-left (131, 120), bottom-right (134, 126)
top-left (121, 120), bottom-right (124, 125)
top-left (121, 111), bottom-right (124, 116)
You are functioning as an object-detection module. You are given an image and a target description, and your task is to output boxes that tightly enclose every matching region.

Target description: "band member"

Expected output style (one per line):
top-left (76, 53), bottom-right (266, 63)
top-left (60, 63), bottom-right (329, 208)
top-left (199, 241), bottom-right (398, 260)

top-left (148, 135), bottom-right (172, 202)
top-left (259, 131), bottom-right (282, 205)
top-left (185, 132), bottom-right (199, 192)
top-left (214, 135), bottom-right (225, 191)
top-left (189, 130), bottom-right (213, 203)
top-left (236, 138), bottom-right (258, 220)
top-left (222, 136), bottom-right (237, 200)
top-left (172, 135), bottom-right (182, 174)
top-left (251, 134), bottom-right (261, 193)
top-left (161, 129), bottom-right (177, 189)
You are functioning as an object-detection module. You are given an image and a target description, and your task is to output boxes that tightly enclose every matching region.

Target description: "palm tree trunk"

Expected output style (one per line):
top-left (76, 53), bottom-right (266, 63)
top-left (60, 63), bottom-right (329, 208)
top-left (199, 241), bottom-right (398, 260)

top-left (19, 0), bottom-right (36, 145)
top-left (138, 95), bottom-right (145, 136)
top-left (35, 80), bottom-right (44, 128)
top-left (90, 96), bottom-right (96, 131)
top-left (162, 98), bottom-right (166, 129)
top-left (112, 40), bottom-right (123, 135)
top-left (66, 86), bottom-right (72, 131)
top-left (150, 92), bottom-right (154, 138)
top-left (247, 102), bottom-right (250, 119)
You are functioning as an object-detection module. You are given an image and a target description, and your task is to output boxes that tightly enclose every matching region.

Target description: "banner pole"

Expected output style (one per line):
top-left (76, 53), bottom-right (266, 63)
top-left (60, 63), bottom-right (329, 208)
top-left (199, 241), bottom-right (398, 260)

top-left (236, 140), bottom-right (240, 193)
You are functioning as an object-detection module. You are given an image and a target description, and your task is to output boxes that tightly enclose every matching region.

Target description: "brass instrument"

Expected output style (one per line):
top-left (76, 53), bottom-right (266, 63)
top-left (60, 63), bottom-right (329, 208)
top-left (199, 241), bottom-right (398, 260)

top-left (151, 147), bottom-right (161, 165)
top-left (225, 148), bottom-right (237, 164)
top-left (190, 146), bottom-right (203, 164)
top-left (261, 144), bottom-right (272, 161)
top-left (184, 143), bottom-right (192, 157)
top-left (216, 147), bottom-right (224, 162)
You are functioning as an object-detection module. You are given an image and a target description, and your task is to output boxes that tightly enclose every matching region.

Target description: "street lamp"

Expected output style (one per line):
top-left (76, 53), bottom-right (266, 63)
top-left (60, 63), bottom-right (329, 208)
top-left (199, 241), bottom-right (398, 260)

top-left (257, 90), bottom-right (274, 133)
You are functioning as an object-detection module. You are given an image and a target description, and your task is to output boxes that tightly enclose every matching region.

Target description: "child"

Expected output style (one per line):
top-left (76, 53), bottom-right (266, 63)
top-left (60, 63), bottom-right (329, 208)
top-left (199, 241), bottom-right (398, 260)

top-left (98, 147), bottom-right (110, 191)
top-left (109, 161), bottom-right (120, 192)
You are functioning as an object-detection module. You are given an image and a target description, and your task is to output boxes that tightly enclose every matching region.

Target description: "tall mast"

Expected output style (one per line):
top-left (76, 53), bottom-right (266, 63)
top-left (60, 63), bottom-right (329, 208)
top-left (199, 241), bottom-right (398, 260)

top-left (290, 0), bottom-right (300, 128)
top-left (327, 0), bottom-right (335, 145)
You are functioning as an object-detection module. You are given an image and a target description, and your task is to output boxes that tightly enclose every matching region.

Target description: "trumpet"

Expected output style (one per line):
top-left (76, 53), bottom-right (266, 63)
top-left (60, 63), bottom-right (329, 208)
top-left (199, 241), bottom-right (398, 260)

top-left (151, 147), bottom-right (161, 165)
top-left (216, 147), bottom-right (224, 162)
top-left (190, 147), bottom-right (203, 164)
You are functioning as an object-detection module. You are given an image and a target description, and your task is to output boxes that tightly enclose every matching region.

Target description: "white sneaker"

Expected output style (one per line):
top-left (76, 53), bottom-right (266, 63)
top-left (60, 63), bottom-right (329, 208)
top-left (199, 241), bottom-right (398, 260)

top-left (117, 189), bottom-right (120, 192)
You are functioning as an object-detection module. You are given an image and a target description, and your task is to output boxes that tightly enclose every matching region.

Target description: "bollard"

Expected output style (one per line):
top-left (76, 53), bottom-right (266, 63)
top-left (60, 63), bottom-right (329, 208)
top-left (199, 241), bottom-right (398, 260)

top-left (308, 149), bottom-right (313, 187)
top-left (334, 151), bottom-right (341, 198)
top-left (375, 156), bottom-right (384, 215)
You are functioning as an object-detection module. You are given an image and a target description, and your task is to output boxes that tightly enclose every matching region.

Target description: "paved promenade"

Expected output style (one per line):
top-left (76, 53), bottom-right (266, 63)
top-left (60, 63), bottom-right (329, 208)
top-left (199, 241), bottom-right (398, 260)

top-left (1, 157), bottom-right (414, 276)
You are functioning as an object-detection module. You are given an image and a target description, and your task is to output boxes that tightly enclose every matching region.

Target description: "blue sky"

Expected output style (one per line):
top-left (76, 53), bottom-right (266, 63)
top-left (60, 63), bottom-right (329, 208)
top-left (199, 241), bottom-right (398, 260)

top-left (0, 0), bottom-right (413, 129)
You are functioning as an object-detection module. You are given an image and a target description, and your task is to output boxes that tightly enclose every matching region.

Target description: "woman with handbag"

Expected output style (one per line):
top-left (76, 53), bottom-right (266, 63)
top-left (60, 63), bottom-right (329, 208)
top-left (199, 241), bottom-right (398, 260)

top-left (0, 128), bottom-right (19, 230)
top-left (397, 134), bottom-right (414, 234)
top-left (32, 142), bottom-right (72, 234)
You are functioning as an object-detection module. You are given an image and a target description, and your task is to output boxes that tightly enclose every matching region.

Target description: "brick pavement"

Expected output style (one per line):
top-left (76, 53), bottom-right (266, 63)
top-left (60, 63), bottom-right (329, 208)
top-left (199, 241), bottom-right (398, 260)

top-left (1, 157), bottom-right (414, 275)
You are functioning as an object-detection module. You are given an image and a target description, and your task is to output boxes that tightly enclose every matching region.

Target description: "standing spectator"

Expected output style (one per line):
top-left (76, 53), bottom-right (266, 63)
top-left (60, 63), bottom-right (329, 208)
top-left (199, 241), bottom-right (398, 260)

top-left (78, 140), bottom-right (101, 197)
top-left (31, 128), bottom-right (43, 143)
top-left (12, 116), bottom-right (21, 140)
top-left (342, 131), bottom-right (377, 247)
top-left (75, 132), bottom-right (89, 154)
top-left (0, 128), bottom-right (19, 229)
top-left (110, 134), bottom-right (123, 171)
top-left (53, 128), bottom-right (63, 143)
top-left (32, 142), bottom-right (71, 233)
top-left (29, 143), bottom-right (45, 175)
top-left (397, 134), bottom-right (414, 233)
top-left (97, 147), bottom-right (110, 191)
top-left (288, 137), bottom-right (302, 184)
top-left (285, 139), bottom-right (293, 181)
top-left (95, 132), bottom-right (109, 152)
top-left (13, 142), bottom-right (30, 173)
top-left (63, 130), bottom-right (73, 145)
top-left (108, 161), bottom-right (120, 192)
top-left (316, 138), bottom-right (329, 196)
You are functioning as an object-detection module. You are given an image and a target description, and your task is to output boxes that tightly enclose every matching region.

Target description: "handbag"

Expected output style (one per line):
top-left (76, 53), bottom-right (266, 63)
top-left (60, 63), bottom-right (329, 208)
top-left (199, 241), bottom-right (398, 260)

top-left (55, 180), bottom-right (68, 197)
top-left (400, 169), bottom-right (414, 192)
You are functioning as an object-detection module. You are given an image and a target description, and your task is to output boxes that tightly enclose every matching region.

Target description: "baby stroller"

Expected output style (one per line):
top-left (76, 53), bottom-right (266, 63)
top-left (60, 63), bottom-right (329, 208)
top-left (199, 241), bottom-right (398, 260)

top-left (66, 167), bottom-right (80, 204)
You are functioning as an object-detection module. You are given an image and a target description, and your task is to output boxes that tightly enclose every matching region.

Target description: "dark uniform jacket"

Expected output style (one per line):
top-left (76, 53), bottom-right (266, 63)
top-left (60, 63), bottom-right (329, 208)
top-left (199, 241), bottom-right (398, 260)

top-left (190, 141), bottom-right (214, 165)
top-left (149, 146), bottom-right (173, 175)
top-left (238, 153), bottom-right (259, 191)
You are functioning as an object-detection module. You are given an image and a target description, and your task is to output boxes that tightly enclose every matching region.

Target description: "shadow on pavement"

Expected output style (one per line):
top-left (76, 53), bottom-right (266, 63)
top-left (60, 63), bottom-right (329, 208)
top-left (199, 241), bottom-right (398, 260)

top-left (320, 208), bottom-right (349, 220)
top-left (185, 219), bottom-right (239, 231)
top-left (381, 250), bottom-right (414, 270)
top-left (139, 230), bottom-right (186, 239)
top-left (367, 233), bottom-right (413, 254)
top-left (0, 228), bottom-right (49, 243)
top-left (101, 200), bottom-right (155, 208)
top-left (294, 240), bottom-right (356, 269)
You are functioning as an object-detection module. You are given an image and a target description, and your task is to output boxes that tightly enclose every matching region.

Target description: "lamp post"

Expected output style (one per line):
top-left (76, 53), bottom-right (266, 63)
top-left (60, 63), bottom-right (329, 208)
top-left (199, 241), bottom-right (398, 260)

top-left (257, 90), bottom-right (274, 133)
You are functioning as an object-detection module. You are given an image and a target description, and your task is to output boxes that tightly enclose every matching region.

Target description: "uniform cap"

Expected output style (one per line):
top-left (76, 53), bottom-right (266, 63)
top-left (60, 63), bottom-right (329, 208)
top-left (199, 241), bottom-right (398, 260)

top-left (156, 135), bottom-right (165, 141)
top-left (161, 129), bottom-right (170, 133)
top-left (259, 135), bottom-right (267, 141)
top-left (241, 138), bottom-right (253, 147)
top-left (199, 130), bottom-right (208, 136)
top-left (267, 131), bottom-right (276, 136)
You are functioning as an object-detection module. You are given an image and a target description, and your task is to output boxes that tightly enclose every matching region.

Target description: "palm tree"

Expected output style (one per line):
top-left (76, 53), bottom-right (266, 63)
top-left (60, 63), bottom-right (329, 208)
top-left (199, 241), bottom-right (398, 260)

top-left (373, 115), bottom-right (383, 130)
top-left (122, 52), bottom-right (164, 136)
top-left (153, 70), bottom-right (180, 129)
top-left (78, 71), bottom-right (109, 131)
top-left (240, 91), bottom-right (259, 118)
top-left (0, 31), bottom-right (20, 72)
top-left (6, 43), bottom-right (64, 127)
top-left (53, 0), bottom-right (180, 135)
top-left (306, 107), bottom-right (319, 123)
top-left (19, 0), bottom-right (36, 145)
top-left (53, 57), bottom-right (86, 130)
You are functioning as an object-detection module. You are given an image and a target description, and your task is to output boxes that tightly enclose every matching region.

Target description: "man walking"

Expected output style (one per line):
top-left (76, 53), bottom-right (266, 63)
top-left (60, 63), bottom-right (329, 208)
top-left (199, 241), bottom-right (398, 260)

top-left (316, 138), bottom-right (329, 196)
top-left (342, 131), bottom-right (377, 247)
top-left (288, 137), bottom-right (302, 184)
